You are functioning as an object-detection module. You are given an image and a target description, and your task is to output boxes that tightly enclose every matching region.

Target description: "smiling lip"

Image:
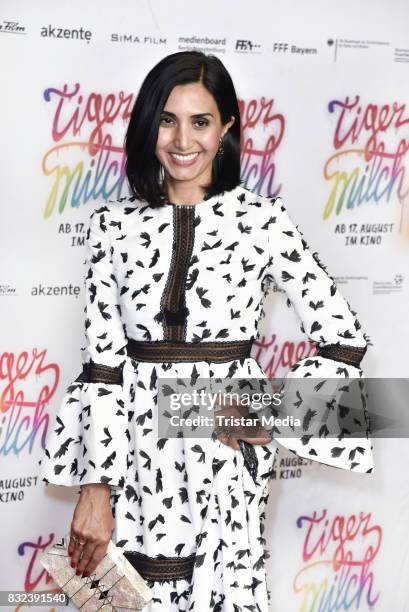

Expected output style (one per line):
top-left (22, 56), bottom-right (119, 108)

top-left (168, 152), bottom-right (200, 167)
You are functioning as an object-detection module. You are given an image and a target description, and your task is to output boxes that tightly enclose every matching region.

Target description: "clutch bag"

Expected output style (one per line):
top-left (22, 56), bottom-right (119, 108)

top-left (39, 533), bottom-right (153, 611)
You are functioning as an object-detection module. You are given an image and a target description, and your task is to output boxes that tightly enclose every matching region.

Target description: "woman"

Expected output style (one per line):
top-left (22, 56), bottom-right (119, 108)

top-left (39, 51), bottom-right (373, 610)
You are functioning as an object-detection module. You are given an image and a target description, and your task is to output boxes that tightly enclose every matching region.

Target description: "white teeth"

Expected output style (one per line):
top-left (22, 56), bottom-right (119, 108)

top-left (170, 153), bottom-right (199, 161)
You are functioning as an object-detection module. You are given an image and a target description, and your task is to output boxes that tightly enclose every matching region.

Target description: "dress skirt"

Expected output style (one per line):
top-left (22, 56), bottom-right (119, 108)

top-left (108, 355), bottom-right (280, 611)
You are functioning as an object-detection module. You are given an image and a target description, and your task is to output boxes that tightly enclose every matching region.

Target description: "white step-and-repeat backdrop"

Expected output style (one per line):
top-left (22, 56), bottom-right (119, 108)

top-left (1, 0), bottom-right (409, 610)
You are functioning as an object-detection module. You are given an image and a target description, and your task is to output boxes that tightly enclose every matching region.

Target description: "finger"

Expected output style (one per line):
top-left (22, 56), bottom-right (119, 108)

top-left (237, 435), bottom-right (272, 445)
top-left (228, 437), bottom-right (240, 450)
top-left (71, 548), bottom-right (84, 568)
top-left (238, 423), bottom-right (273, 440)
top-left (76, 541), bottom-right (97, 576)
top-left (68, 534), bottom-right (75, 558)
top-left (217, 433), bottom-right (230, 446)
top-left (217, 433), bottom-right (240, 450)
top-left (217, 433), bottom-right (229, 446)
top-left (70, 540), bottom-right (86, 567)
top-left (71, 536), bottom-right (87, 569)
top-left (68, 530), bottom-right (82, 558)
top-left (82, 542), bottom-right (109, 577)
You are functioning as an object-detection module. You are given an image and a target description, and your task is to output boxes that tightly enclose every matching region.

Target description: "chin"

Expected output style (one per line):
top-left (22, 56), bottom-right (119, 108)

top-left (166, 166), bottom-right (204, 180)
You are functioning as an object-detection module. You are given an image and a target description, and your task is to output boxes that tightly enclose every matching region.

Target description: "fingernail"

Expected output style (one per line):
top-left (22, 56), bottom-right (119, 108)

top-left (83, 572), bottom-right (89, 578)
top-left (71, 561), bottom-right (76, 568)
top-left (76, 569), bottom-right (81, 576)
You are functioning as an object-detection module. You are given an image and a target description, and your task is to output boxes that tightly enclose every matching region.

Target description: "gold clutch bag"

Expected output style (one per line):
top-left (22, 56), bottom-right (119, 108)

top-left (39, 534), bottom-right (153, 611)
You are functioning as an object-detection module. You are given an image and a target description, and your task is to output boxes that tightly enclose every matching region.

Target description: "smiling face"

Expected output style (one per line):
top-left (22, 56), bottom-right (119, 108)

top-left (155, 81), bottom-right (235, 200)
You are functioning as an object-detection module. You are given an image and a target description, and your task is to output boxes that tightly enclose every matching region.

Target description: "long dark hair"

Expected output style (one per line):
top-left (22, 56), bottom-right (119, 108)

top-left (124, 50), bottom-right (242, 207)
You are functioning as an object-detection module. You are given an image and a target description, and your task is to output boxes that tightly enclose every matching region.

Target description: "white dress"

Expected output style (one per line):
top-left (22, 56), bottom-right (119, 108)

top-left (39, 185), bottom-right (374, 611)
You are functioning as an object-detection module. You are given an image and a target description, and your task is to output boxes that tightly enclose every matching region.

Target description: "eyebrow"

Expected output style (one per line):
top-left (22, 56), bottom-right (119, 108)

top-left (160, 111), bottom-right (214, 119)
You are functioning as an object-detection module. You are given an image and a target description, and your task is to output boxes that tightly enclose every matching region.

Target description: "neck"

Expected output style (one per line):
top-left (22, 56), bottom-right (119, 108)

top-left (164, 177), bottom-right (209, 205)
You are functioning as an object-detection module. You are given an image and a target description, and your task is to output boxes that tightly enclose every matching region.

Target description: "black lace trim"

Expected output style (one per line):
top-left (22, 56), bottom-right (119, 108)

top-left (74, 361), bottom-right (123, 385)
top-left (123, 551), bottom-right (196, 581)
top-left (316, 343), bottom-right (367, 368)
top-left (126, 338), bottom-right (253, 364)
top-left (160, 206), bottom-right (195, 342)
top-left (238, 439), bottom-right (259, 484)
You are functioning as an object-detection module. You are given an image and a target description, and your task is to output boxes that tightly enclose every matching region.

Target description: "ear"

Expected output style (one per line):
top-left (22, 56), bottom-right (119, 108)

top-left (221, 115), bottom-right (235, 138)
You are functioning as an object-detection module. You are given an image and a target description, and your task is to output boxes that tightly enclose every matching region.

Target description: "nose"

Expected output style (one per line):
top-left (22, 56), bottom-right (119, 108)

top-left (173, 122), bottom-right (194, 151)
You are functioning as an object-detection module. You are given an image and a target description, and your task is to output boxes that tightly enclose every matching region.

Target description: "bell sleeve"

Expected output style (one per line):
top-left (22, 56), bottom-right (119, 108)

top-left (263, 196), bottom-right (374, 473)
top-left (38, 205), bottom-right (129, 488)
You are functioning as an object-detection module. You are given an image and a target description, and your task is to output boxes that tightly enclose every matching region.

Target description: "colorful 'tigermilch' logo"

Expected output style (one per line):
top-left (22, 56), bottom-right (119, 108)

top-left (323, 95), bottom-right (409, 220)
top-left (42, 84), bottom-right (134, 218)
top-left (0, 349), bottom-right (58, 457)
top-left (295, 508), bottom-right (381, 610)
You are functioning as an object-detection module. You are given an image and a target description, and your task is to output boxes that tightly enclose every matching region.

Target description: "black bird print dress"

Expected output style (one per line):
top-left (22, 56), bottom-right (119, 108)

top-left (39, 185), bottom-right (373, 611)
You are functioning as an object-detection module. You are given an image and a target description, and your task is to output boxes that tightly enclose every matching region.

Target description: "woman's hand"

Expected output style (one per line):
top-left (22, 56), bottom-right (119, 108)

top-left (68, 483), bottom-right (114, 578)
top-left (214, 403), bottom-right (272, 450)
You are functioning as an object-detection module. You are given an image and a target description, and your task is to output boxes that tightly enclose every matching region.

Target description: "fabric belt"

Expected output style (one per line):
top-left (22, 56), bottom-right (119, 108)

top-left (126, 339), bottom-right (253, 363)
top-left (123, 551), bottom-right (196, 582)
top-left (316, 343), bottom-right (367, 367)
